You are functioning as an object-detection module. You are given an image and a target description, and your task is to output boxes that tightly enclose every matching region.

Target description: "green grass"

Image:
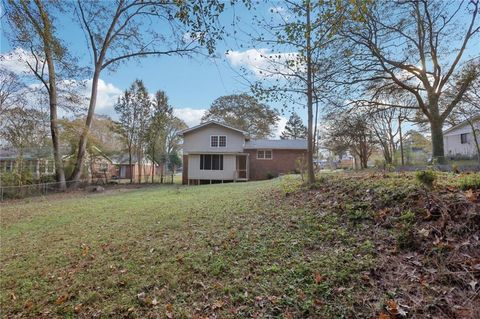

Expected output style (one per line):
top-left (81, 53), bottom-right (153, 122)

top-left (3, 172), bottom-right (475, 318)
top-left (0, 178), bottom-right (377, 318)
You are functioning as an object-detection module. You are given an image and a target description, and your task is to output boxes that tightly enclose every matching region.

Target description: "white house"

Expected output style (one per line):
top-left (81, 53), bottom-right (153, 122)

top-left (443, 116), bottom-right (480, 158)
top-left (178, 121), bottom-right (307, 185)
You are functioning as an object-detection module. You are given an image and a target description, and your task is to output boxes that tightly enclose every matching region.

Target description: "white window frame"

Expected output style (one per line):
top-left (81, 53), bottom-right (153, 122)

top-left (257, 149), bottom-right (273, 160)
top-left (210, 135), bottom-right (227, 148)
top-left (460, 133), bottom-right (468, 144)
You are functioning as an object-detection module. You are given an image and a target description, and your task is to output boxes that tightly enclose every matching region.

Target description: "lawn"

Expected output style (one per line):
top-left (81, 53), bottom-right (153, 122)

top-left (1, 173), bottom-right (479, 318)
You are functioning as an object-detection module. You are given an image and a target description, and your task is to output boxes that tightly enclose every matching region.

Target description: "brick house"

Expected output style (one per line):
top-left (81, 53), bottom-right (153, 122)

top-left (178, 121), bottom-right (307, 185)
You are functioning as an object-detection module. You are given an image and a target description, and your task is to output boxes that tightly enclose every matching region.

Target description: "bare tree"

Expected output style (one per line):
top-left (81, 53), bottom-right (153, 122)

top-left (237, 0), bottom-right (345, 184)
top-left (0, 68), bottom-right (25, 117)
top-left (340, 0), bottom-right (480, 163)
top-left (69, 0), bottom-right (225, 184)
top-left (323, 111), bottom-right (376, 169)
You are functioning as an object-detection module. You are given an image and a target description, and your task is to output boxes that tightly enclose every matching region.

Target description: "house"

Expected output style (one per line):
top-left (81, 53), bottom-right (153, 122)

top-left (111, 154), bottom-right (158, 181)
top-left (443, 116), bottom-right (480, 159)
top-left (178, 121), bottom-right (307, 185)
top-left (0, 148), bottom-right (55, 178)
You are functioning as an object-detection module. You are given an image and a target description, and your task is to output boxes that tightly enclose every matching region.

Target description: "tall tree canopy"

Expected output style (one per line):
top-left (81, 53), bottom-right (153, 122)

top-left (281, 112), bottom-right (307, 140)
top-left (340, 0), bottom-right (480, 163)
top-left (202, 94), bottom-right (280, 139)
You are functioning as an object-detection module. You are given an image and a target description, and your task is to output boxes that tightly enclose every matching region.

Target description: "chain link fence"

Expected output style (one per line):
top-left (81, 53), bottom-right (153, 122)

top-left (0, 173), bottom-right (181, 202)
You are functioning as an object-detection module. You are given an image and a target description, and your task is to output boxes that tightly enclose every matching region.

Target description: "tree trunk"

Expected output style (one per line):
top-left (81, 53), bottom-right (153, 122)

top-left (128, 148), bottom-right (133, 184)
top-left (151, 145), bottom-right (155, 184)
top-left (399, 116), bottom-right (404, 166)
top-left (430, 118), bottom-right (445, 164)
top-left (48, 89), bottom-right (66, 190)
top-left (467, 119), bottom-right (480, 164)
top-left (70, 69), bottom-right (101, 184)
top-left (305, 0), bottom-right (315, 185)
top-left (37, 0), bottom-right (66, 191)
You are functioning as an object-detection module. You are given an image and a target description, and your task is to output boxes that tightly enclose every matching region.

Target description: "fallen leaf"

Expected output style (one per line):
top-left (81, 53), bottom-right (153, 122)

top-left (55, 294), bottom-right (68, 305)
top-left (212, 300), bottom-right (224, 310)
top-left (469, 280), bottom-right (477, 291)
top-left (386, 299), bottom-right (399, 315)
top-left (379, 312), bottom-right (391, 319)
top-left (74, 303), bottom-right (82, 313)
top-left (81, 244), bottom-right (89, 256)
top-left (465, 189), bottom-right (477, 203)
top-left (24, 300), bottom-right (33, 310)
top-left (314, 272), bottom-right (323, 284)
top-left (10, 292), bottom-right (17, 301)
top-left (165, 303), bottom-right (174, 318)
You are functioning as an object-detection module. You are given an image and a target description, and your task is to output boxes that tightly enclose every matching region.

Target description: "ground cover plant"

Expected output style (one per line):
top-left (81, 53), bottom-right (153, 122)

top-left (1, 172), bottom-right (479, 318)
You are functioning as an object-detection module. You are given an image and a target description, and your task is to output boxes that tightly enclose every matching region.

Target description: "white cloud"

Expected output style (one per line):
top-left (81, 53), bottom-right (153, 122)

top-left (274, 115), bottom-right (288, 138)
top-left (226, 48), bottom-right (302, 78)
top-left (173, 108), bottom-right (206, 127)
top-left (0, 48), bottom-right (39, 74)
top-left (86, 79), bottom-right (123, 113)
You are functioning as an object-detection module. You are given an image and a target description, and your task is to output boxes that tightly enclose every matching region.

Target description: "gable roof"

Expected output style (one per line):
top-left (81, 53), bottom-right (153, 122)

top-left (244, 139), bottom-right (307, 150)
top-left (443, 115), bottom-right (480, 135)
top-left (177, 120), bottom-right (247, 136)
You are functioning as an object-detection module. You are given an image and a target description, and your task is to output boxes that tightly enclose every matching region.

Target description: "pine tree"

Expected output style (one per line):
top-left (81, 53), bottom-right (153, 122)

top-left (281, 112), bottom-right (307, 140)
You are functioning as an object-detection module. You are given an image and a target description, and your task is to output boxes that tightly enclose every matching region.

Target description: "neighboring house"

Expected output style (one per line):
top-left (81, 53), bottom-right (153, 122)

top-left (178, 121), bottom-right (307, 185)
top-left (443, 116), bottom-right (480, 159)
top-left (111, 154), bottom-right (158, 181)
top-left (0, 148), bottom-right (55, 178)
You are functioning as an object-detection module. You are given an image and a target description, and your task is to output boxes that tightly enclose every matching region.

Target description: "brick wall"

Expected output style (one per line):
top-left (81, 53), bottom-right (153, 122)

top-left (246, 149), bottom-right (307, 180)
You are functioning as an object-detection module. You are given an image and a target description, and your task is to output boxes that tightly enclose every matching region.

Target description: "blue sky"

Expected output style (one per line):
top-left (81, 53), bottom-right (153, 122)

top-left (1, 1), bottom-right (479, 136)
top-left (1, 2), bottom-right (294, 133)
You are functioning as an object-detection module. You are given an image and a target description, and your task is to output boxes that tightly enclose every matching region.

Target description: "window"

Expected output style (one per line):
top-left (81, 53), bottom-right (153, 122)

top-left (211, 135), bottom-right (227, 147)
top-left (200, 154), bottom-right (223, 170)
top-left (257, 150), bottom-right (272, 159)
top-left (211, 136), bottom-right (218, 147)
top-left (219, 135), bottom-right (227, 147)
top-left (460, 133), bottom-right (468, 144)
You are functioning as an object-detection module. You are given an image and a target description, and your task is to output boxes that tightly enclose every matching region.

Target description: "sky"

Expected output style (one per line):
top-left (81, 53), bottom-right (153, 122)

top-left (0, 2), bottom-right (291, 137)
top-left (1, 1), bottom-right (479, 138)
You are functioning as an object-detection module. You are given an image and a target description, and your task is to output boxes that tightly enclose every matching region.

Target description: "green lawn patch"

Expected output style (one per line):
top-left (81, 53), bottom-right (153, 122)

top-left (1, 173), bottom-right (479, 318)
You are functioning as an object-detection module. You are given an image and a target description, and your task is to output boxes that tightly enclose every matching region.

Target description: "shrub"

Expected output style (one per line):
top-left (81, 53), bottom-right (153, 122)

top-left (280, 175), bottom-right (302, 195)
top-left (415, 170), bottom-right (436, 188)
top-left (451, 163), bottom-right (460, 174)
top-left (266, 171), bottom-right (278, 179)
top-left (396, 211), bottom-right (416, 249)
top-left (459, 174), bottom-right (480, 190)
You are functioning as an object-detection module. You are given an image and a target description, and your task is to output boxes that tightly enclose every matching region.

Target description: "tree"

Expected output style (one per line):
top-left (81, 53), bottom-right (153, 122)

top-left (0, 68), bottom-right (25, 118)
top-left (281, 112), bottom-right (307, 140)
top-left (70, 0), bottom-right (226, 184)
top-left (3, 0), bottom-right (80, 190)
top-left (340, 0), bottom-right (480, 163)
top-left (1, 107), bottom-right (49, 181)
top-left (447, 73), bottom-right (480, 163)
top-left (369, 107), bottom-right (411, 165)
top-left (323, 111), bottom-right (376, 169)
top-left (114, 80), bottom-right (151, 183)
top-left (236, 0), bottom-right (347, 184)
top-left (146, 90), bottom-right (173, 183)
top-left (202, 94), bottom-right (280, 138)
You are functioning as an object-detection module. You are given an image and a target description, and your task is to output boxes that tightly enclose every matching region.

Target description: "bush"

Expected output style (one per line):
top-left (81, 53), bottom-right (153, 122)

top-left (451, 163), bottom-right (460, 174)
top-left (459, 174), bottom-right (480, 190)
top-left (266, 171), bottom-right (278, 179)
top-left (416, 170), bottom-right (436, 188)
top-left (280, 175), bottom-right (302, 195)
top-left (0, 170), bottom-right (34, 186)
